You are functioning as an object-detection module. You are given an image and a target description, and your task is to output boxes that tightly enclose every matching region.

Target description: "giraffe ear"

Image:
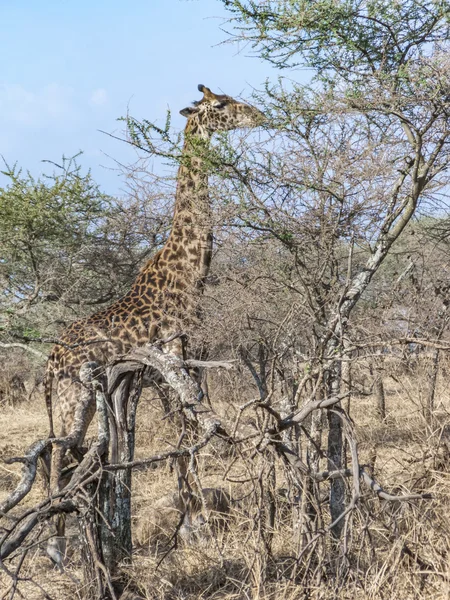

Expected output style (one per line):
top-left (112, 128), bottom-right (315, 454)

top-left (180, 106), bottom-right (200, 118)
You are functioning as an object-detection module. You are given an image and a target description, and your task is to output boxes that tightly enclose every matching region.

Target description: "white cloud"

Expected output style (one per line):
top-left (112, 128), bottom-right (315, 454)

top-left (0, 83), bottom-right (76, 127)
top-left (89, 88), bottom-right (108, 106)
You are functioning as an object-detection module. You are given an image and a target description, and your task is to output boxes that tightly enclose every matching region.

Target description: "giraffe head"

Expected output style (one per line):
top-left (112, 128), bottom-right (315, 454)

top-left (180, 84), bottom-right (264, 133)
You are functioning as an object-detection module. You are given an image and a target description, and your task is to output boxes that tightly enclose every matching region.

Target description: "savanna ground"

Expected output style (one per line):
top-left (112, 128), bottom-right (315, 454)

top-left (1, 353), bottom-right (450, 600)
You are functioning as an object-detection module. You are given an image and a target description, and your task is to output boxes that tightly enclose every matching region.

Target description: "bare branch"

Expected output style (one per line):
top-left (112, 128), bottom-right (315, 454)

top-left (0, 342), bottom-right (46, 360)
top-left (0, 439), bottom-right (52, 515)
top-left (360, 468), bottom-right (432, 502)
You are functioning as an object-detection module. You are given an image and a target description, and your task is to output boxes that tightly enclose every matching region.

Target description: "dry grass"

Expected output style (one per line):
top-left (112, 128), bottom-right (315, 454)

top-left (1, 361), bottom-right (450, 599)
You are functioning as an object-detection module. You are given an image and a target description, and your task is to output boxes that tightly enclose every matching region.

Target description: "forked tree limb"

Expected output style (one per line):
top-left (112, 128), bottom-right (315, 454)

top-left (274, 393), bottom-right (348, 432)
top-left (0, 500), bottom-right (76, 561)
top-left (0, 439), bottom-right (52, 515)
top-left (108, 345), bottom-right (229, 438)
top-left (271, 410), bottom-right (431, 504)
top-left (0, 363), bottom-right (107, 518)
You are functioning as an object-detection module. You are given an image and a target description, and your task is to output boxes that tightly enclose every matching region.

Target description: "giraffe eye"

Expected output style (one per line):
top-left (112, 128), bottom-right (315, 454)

top-left (214, 102), bottom-right (226, 110)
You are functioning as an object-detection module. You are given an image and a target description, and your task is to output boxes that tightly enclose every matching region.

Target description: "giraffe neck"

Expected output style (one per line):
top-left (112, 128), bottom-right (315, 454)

top-left (171, 121), bottom-right (211, 229)
top-left (128, 119), bottom-right (213, 300)
top-left (164, 121), bottom-right (213, 281)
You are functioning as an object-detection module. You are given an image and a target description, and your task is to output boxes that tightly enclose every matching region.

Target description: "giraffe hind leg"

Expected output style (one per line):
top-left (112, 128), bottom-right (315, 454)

top-left (51, 373), bottom-right (97, 490)
top-left (48, 374), bottom-right (97, 569)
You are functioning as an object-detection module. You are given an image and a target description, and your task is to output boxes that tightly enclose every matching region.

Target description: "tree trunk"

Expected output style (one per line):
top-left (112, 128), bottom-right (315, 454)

top-left (77, 368), bottom-right (143, 599)
top-left (101, 370), bottom-right (143, 576)
top-left (370, 353), bottom-right (386, 421)
top-left (425, 348), bottom-right (440, 425)
top-left (327, 409), bottom-right (345, 539)
top-left (326, 345), bottom-right (345, 540)
top-left (374, 374), bottom-right (386, 421)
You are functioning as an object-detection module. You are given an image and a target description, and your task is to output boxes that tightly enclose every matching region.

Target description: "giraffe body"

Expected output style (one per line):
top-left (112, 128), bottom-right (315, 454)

top-left (44, 85), bottom-right (263, 481)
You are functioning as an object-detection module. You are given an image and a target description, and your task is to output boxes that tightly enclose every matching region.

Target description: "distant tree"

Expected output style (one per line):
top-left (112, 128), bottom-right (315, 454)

top-left (0, 155), bottom-right (170, 358)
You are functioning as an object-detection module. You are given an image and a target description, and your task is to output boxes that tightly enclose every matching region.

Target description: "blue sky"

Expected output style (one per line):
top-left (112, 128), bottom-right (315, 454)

top-left (0, 0), bottom-right (276, 195)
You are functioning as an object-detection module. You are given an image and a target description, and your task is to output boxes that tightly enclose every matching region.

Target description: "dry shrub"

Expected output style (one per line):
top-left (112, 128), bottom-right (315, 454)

top-left (2, 359), bottom-right (450, 599)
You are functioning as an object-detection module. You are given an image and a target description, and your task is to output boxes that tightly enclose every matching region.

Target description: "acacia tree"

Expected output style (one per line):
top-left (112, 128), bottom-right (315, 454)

top-left (0, 156), bottom-right (171, 392)
top-left (213, 0), bottom-right (450, 547)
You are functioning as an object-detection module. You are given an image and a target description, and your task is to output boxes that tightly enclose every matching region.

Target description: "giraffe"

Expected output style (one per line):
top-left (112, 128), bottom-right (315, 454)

top-left (44, 84), bottom-right (263, 492)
